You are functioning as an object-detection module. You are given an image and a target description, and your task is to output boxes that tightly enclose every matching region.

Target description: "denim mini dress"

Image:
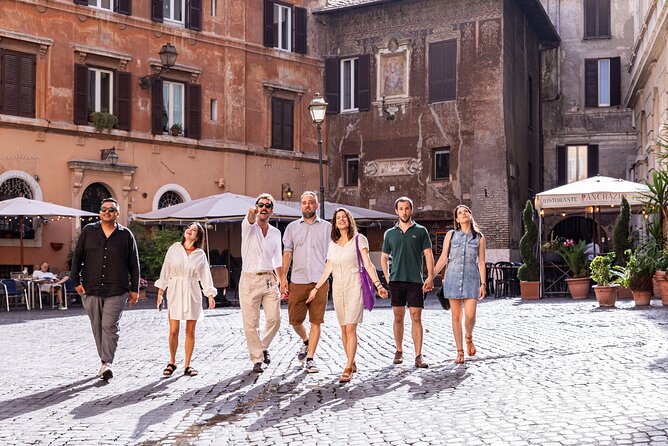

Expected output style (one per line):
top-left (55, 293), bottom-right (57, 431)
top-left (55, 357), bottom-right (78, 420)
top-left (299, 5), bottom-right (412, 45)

top-left (442, 229), bottom-right (481, 299)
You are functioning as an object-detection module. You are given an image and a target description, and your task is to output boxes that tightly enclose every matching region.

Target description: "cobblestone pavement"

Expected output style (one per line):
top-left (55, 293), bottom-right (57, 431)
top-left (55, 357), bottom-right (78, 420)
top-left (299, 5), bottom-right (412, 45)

top-left (0, 295), bottom-right (667, 445)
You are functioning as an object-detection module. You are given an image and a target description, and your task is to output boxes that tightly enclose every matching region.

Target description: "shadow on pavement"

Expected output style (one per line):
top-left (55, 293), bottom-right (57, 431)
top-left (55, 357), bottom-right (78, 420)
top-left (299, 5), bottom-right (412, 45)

top-left (0, 377), bottom-right (100, 420)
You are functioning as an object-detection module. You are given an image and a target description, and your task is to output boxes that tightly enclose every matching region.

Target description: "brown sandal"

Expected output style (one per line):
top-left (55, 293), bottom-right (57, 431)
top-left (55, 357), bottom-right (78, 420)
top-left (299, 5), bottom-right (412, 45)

top-left (465, 335), bottom-right (477, 357)
top-left (339, 367), bottom-right (353, 383)
top-left (455, 349), bottom-right (465, 364)
top-left (163, 363), bottom-right (177, 376)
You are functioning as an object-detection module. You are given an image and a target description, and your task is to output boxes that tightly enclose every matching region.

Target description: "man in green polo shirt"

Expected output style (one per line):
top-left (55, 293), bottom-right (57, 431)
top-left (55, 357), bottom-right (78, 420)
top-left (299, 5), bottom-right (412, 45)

top-left (381, 197), bottom-right (434, 369)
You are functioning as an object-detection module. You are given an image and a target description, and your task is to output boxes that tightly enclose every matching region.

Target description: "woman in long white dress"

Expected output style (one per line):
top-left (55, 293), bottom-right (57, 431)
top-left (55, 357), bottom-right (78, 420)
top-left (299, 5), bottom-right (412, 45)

top-left (309, 208), bottom-right (388, 383)
top-left (156, 223), bottom-right (217, 376)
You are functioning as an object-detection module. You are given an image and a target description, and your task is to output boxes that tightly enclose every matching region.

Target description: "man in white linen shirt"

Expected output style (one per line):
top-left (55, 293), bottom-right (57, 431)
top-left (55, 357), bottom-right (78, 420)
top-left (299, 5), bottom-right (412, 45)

top-left (240, 193), bottom-right (283, 373)
top-left (281, 191), bottom-right (331, 373)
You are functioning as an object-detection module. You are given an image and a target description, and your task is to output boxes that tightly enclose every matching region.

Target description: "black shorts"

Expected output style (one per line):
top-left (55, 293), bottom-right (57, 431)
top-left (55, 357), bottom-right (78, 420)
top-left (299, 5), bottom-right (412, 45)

top-left (389, 281), bottom-right (424, 308)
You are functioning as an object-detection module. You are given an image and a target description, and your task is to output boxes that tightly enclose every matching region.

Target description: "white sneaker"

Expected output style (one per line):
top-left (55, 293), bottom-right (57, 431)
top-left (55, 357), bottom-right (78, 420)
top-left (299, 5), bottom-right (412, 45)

top-left (304, 358), bottom-right (319, 373)
top-left (99, 364), bottom-right (113, 380)
top-left (297, 343), bottom-right (308, 363)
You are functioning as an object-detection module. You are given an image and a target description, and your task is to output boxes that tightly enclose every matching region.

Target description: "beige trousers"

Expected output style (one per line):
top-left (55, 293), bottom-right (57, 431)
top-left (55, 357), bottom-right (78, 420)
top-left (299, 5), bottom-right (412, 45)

top-left (239, 272), bottom-right (281, 364)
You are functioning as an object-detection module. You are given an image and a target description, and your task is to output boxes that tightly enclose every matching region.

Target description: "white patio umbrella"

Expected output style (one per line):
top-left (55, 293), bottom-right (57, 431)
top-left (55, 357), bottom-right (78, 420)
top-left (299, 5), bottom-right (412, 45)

top-left (276, 200), bottom-right (397, 225)
top-left (0, 197), bottom-right (98, 268)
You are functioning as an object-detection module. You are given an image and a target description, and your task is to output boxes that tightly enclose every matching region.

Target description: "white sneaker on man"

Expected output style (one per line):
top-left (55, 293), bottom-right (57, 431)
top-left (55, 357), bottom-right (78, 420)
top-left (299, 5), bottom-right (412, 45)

top-left (99, 364), bottom-right (113, 380)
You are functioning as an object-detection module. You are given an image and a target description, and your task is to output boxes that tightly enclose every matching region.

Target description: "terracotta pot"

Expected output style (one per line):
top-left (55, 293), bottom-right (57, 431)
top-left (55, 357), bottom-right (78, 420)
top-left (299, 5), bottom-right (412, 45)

top-left (655, 272), bottom-right (668, 306)
top-left (593, 284), bottom-right (618, 307)
top-left (565, 277), bottom-right (590, 299)
top-left (653, 277), bottom-right (661, 297)
top-left (618, 286), bottom-right (633, 298)
top-left (631, 290), bottom-right (651, 306)
top-left (520, 281), bottom-right (540, 300)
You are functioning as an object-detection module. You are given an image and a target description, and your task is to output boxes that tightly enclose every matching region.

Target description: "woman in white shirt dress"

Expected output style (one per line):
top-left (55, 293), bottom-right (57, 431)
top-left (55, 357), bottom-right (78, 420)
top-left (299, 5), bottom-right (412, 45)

top-left (309, 208), bottom-right (388, 383)
top-left (156, 223), bottom-right (217, 377)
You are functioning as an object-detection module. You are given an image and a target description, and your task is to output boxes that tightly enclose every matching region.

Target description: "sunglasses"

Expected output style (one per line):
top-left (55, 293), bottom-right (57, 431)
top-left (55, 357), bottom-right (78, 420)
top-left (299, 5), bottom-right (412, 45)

top-left (100, 207), bottom-right (118, 213)
top-left (256, 203), bottom-right (273, 209)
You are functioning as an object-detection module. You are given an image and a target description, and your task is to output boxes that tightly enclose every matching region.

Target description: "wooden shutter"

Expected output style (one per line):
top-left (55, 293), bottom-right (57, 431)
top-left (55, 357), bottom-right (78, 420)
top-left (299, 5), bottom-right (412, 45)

top-left (444, 40), bottom-right (457, 101)
top-left (294, 7), bottom-right (307, 54)
top-left (73, 63), bottom-right (89, 125)
top-left (116, 0), bottom-right (132, 15)
top-left (115, 71), bottom-right (131, 131)
top-left (282, 100), bottom-right (293, 149)
top-left (324, 57), bottom-right (339, 114)
top-left (263, 0), bottom-right (274, 48)
top-left (187, 0), bottom-right (202, 31)
top-left (0, 50), bottom-right (35, 118)
top-left (587, 144), bottom-right (599, 177)
top-left (610, 57), bottom-right (621, 106)
top-left (428, 42), bottom-right (444, 103)
top-left (556, 145), bottom-right (566, 186)
top-left (356, 54), bottom-right (371, 112)
top-left (598, 0), bottom-right (611, 37)
top-left (151, 0), bottom-right (163, 22)
top-left (584, 0), bottom-right (596, 38)
top-left (584, 58), bottom-right (598, 108)
top-left (186, 83), bottom-right (201, 139)
top-left (73, 0), bottom-right (88, 5)
top-left (271, 98), bottom-right (282, 148)
top-left (151, 78), bottom-right (164, 135)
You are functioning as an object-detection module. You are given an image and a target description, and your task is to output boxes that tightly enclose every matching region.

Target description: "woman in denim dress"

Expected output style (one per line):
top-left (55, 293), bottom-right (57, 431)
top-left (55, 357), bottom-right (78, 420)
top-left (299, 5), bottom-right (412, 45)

top-left (434, 205), bottom-right (486, 364)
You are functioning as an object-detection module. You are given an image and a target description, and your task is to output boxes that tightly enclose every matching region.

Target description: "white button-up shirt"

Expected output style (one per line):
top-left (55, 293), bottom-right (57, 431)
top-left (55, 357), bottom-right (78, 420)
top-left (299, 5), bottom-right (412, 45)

top-left (283, 217), bottom-right (331, 283)
top-left (241, 218), bottom-right (282, 273)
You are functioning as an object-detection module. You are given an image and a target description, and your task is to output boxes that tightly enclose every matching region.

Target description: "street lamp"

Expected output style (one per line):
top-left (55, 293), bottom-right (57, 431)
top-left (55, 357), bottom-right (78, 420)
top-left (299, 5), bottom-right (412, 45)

top-left (100, 147), bottom-right (119, 166)
top-left (139, 43), bottom-right (179, 89)
top-left (308, 93), bottom-right (328, 219)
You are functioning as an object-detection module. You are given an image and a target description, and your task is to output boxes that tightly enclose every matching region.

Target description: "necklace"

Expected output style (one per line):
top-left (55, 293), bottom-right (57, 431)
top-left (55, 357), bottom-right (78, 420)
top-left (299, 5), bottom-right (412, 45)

top-left (184, 245), bottom-right (196, 251)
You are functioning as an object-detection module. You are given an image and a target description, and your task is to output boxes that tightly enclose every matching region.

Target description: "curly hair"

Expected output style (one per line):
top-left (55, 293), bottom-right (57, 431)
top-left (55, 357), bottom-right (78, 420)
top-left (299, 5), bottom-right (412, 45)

top-left (331, 208), bottom-right (358, 242)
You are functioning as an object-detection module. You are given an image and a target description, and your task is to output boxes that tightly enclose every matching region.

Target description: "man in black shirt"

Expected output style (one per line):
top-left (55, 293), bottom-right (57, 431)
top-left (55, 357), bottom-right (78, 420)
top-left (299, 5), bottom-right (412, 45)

top-left (71, 198), bottom-right (140, 380)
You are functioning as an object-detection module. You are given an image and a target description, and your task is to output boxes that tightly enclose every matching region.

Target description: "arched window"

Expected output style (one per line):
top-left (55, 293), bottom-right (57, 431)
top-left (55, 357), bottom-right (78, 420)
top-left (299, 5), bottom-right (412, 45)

top-left (158, 191), bottom-right (183, 209)
top-left (0, 177), bottom-right (35, 240)
top-left (81, 183), bottom-right (112, 215)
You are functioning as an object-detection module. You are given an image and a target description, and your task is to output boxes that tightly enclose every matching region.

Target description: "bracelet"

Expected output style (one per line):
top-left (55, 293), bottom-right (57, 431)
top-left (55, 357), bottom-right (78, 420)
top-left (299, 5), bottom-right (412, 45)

top-left (374, 281), bottom-right (381, 286)
top-left (480, 283), bottom-right (486, 286)
top-left (314, 286), bottom-right (320, 291)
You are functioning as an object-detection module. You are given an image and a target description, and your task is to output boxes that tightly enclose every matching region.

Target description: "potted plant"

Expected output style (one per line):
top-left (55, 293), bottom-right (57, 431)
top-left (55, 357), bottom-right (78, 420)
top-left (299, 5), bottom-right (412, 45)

top-left (590, 253), bottom-right (618, 307)
top-left (546, 237), bottom-right (590, 299)
top-left (170, 123), bottom-right (183, 136)
top-left (613, 197), bottom-right (633, 297)
top-left (517, 200), bottom-right (540, 300)
top-left (89, 111), bottom-right (118, 133)
top-left (613, 248), bottom-right (655, 306)
top-left (654, 250), bottom-right (668, 306)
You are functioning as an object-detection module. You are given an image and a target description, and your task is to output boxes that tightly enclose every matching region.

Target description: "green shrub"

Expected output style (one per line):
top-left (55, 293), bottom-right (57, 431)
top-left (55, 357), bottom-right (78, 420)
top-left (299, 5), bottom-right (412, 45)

top-left (517, 200), bottom-right (539, 281)
top-left (613, 196), bottom-right (632, 266)
top-left (129, 222), bottom-right (181, 280)
top-left (590, 253), bottom-right (615, 286)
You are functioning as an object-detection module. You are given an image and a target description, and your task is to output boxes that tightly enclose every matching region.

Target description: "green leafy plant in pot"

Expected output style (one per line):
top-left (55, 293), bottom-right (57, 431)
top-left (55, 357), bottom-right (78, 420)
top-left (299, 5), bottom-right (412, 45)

top-left (590, 253), bottom-right (618, 307)
top-left (517, 200), bottom-right (540, 299)
top-left (612, 248), bottom-right (655, 306)
top-left (546, 237), bottom-right (589, 298)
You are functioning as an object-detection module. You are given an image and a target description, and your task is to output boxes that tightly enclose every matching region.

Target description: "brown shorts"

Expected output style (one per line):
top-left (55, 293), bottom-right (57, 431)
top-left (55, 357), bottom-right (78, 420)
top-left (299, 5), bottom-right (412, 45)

top-left (288, 282), bottom-right (328, 326)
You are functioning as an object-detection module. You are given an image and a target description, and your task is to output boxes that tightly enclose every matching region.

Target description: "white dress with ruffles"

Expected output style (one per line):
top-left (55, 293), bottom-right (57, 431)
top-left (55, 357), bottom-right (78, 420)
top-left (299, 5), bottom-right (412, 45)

top-left (155, 242), bottom-right (218, 321)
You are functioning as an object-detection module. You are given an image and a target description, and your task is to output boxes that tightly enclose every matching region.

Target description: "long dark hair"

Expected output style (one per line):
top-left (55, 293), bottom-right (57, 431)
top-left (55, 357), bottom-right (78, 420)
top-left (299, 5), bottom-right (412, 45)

top-left (453, 205), bottom-right (483, 239)
top-left (181, 222), bottom-right (205, 248)
top-left (331, 208), bottom-right (358, 242)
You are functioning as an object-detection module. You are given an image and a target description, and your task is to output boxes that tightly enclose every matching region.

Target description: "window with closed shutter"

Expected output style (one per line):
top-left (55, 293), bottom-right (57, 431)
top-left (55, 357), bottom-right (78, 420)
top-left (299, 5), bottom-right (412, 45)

top-left (263, 1), bottom-right (307, 54)
top-left (584, 56), bottom-right (620, 107)
top-left (428, 40), bottom-right (456, 103)
top-left (584, 0), bottom-right (611, 39)
top-left (271, 97), bottom-right (293, 150)
top-left (340, 57), bottom-right (358, 112)
top-left (0, 49), bottom-right (36, 119)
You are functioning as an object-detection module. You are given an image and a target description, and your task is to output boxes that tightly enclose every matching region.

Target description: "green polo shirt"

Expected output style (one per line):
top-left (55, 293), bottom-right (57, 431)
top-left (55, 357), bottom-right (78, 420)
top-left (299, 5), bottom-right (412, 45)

top-left (382, 222), bottom-right (432, 283)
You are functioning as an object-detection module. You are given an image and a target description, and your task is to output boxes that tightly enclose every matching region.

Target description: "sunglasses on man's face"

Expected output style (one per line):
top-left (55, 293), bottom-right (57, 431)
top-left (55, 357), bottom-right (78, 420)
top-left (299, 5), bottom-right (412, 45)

top-left (100, 207), bottom-right (118, 213)
top-left (256, 202), bottom-right (273, 209)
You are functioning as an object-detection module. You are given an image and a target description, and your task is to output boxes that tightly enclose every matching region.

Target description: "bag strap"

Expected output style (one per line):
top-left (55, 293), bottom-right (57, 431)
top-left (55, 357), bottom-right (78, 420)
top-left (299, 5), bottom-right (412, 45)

top-left (442, 229), bottom-right (455, 279)
top-left (355, 234), bottom-right (364, 270)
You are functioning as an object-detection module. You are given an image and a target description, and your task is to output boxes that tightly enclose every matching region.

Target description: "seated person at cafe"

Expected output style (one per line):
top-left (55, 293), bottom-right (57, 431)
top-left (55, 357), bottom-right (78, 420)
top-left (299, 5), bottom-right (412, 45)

top-left (584, 242), bottom-right (601, 261)
top-left (32, 261), bottom-right (69, 310)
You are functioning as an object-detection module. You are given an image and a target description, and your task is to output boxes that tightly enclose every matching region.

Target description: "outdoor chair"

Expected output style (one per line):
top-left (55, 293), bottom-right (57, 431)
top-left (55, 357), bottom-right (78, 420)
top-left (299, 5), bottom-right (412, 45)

top-left (494, 262), bottom-right (516, 298)
top-left (485, 262), bottom-right (495, 296)
top-left (62, 279), bottom-right (78, 308)
top-left (1, 279), bottom-right (29, 311)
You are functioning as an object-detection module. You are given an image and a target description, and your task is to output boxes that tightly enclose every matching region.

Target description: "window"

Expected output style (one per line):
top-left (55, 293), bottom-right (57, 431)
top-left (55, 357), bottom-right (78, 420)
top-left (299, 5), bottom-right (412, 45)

top-left (271, 97), bottom-right (293, 150)
top-left (0, 177), bottom-right (35, 240)
top-left (340, 58), bottom-right (358, 112)
top-left (158, 191), bottom-right (183, 208)
top-left (556, 144), bottom-right (598, 185)
top-left (344, 156), bottom-right (359, 186)
top-left (263, 1), bottom-right (307, 54)
top-left (162, 81), bottom-right (185, 132)
top-left (428, 40), bottom-right (457, 103)
top-left (210, 98), bottom-right (217, 121)
top-left (324, 55), bottom-right (371, 114)
top-left (584, 0), bottom-right (610, 38)
top-left (584, 57), bottom-right (620, 107)
top-left (151, 0), bottom-right (201, 31)
top-left (73, 64), bottom-right (131, 130)
top-left (81, 183), bottom-right (112, 217)
top-left (87, 68), bottom-right (113, 115)
top-left (433, 148), bottom-right (450, 180)
top-left (75, 0), bottom-right (131, 15)
top-left (0, 49), bottom-right (36, 118)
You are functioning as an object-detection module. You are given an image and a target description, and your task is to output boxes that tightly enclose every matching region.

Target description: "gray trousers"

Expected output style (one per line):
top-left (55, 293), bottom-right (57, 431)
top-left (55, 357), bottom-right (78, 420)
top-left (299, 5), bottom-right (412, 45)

top-left (82, 294), bottom-right (127, 364)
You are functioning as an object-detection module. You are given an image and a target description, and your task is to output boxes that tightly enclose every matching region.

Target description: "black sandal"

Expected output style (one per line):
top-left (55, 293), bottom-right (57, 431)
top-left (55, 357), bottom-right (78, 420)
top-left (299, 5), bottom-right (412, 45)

top-left (163, 363), bottom-right (177, 376)
top-left (184, 366), bottom-right (198, 376)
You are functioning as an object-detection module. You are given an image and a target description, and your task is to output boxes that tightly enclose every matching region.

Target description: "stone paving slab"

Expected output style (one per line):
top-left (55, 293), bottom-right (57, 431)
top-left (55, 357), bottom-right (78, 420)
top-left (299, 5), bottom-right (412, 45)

top-left (0, 296), bottom-right (667, 445)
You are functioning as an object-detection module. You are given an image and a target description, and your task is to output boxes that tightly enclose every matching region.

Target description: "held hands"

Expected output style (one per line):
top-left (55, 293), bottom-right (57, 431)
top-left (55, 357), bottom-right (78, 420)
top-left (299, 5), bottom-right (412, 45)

top-left (280, 280), bottom-right (289, 296)
top-left (377, 286), bottom-right (389, 299)
top-left (422, 276), bottom-right (434, 293)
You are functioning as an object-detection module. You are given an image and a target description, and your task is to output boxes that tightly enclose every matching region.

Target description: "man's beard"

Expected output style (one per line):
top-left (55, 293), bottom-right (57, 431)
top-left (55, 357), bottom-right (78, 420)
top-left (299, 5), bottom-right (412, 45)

top-left (399, 215), bottom-right (411, 223)
top-left (302, 209), bottom-right (316, 219)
